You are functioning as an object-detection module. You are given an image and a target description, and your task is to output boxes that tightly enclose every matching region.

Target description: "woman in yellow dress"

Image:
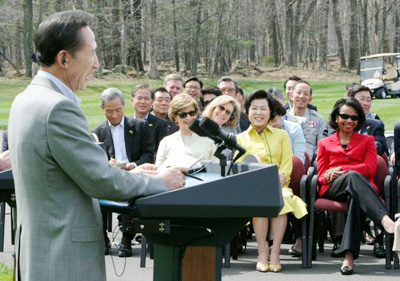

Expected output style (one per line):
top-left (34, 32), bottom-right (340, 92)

top-left (237, 90), bottom-right (307, 273)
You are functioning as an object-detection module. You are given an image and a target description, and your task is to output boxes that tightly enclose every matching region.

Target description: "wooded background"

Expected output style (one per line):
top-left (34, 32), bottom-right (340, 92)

top-left (0, 0), bottom-right (399, 79)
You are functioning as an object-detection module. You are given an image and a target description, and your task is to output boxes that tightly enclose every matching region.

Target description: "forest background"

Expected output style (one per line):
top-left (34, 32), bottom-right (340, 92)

top-left (1, 0), bottom-right (400, 131)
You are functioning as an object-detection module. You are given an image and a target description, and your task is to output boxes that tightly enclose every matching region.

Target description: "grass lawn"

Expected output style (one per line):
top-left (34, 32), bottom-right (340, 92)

top-left (1, 77), bottom-right (399, 132)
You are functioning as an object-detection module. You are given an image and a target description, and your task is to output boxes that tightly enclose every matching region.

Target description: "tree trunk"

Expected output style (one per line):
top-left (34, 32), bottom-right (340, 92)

top-left (111, 0), bottom-right (122, 67)
top-left (38, 0), bottom-right (45, 28)
top-left (96, 0), bottom-right (105, 78)
top-left (380, 0), bottom-right (388, 53)
top-left (348, 0), bottom-right (359, 70)
top-left (213, 0), bottom-right (224, 75)
top-left (14, 20), bottom-right (23, 69)
top-left (148, 0), bottom-right (159, 79)
top-left (317, 0), bottom-right (328, 70)
top-left (361, 0), bottom-right (369, 56)
top-left (394, 6), bottom-right (400, 53)
top-left (55, 0), bottom-right (63, 12)
top-left (23, 0), bottom-right (33, 77)
top-left (269, 0), bottom-right (279, 66)
top-left (284, 0), bottom-right (293, 65)
top-left (191, 0), bottom-right (202, 76)
top-left (172, 0), bottom-right (179, 72)
top-left (332, 0), bottom-right (346, 68)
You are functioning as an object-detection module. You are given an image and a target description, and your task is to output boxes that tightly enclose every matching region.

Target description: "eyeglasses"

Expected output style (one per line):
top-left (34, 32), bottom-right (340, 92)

top-left (203, 98), bottom-right (215, 107)
top-left (185, 85), bottom-right (201, 90)
top-left (178, 110), bottom-right (197, 118)
top-left (338, 113), bottom-right (358, 121)
top-left (220, 88), bottom-right (236, 94)
top-left (217, 105), bottom-right (234, 116)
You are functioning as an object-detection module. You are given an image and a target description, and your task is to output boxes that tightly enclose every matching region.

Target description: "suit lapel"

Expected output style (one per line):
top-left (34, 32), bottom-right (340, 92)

top-left (344, 131), bottom-right (360, 151)
top-left (124, 117), bottom-right (135, 162)
top-left (101, 123), bottom-right (115, 158)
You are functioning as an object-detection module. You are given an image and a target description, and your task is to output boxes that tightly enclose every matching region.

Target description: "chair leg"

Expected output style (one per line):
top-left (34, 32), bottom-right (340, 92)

top-left (11, 207), bottom-right (16, 245)
top-left (301, 216), bottom-right (308, 268)
top-left (149, 242), bottom-right (154, 260)
top-left (224, 243), bottom-right (230, 268)
top-left (317, 212), bottom-right (325, 253)
top-left (140, 236), bottom-right (147, 268)
top-left (385, 233), bottom-right (392, 269)
top-left (0, 203), bottom-right (5, 252)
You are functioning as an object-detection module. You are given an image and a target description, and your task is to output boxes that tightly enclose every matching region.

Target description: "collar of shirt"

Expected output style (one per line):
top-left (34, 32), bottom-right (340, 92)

top-left (37, 70), bottom-right (81, 106)
top-left (108, 116), bottom-right (125, 129)
top-left (134, 113), bottom-right (149, 120)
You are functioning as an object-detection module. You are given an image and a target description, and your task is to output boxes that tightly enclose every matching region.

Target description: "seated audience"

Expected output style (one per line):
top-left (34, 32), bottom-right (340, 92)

top-left (324, 85), bottom-right (388, 156)
top-left (164, 73), bottom-right (183, 98)
top-left (183, 77), bottom-right (203, 110)
top-left (151, 87), bottom-right (179, 135)
top-left (156, 94), bottom-right (215, 167)
top-left (202, 95), bottom-right (241, 135)
top-left (393, 122), bottom-right (400, 175)
top-left (284, 75), bottom-right (317, 111)
top-left (200, 85), bottom-right (222, 110)
top-left (131, 84), bottom-right (168, 153)
top-left (237, 90), bottom-right (307, 273)
top-left (317, 97), bottom-right (395, 275)
top-left (346, 83), bottom-right (380, 120)
top-left (287, 80), bottom-right (325, 160)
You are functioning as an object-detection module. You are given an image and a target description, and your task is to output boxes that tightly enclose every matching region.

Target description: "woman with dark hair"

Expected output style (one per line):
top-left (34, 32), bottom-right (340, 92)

top-left (317, 97), bottom-right (395, 275)
top-left (237, 90), bottom-right (307, 273)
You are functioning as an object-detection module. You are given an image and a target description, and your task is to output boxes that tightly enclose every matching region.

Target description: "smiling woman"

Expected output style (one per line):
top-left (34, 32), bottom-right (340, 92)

top-left (156, 94), bottom-right (216, 167)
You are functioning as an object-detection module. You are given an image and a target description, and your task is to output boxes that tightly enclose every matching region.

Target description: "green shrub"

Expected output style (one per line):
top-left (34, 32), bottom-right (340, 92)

top-left (0, 262), bottom-right (13, 281)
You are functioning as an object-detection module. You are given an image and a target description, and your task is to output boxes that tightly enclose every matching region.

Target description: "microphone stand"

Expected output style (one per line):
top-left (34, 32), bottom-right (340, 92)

top-left (213, 143), bottom-right (229, 177)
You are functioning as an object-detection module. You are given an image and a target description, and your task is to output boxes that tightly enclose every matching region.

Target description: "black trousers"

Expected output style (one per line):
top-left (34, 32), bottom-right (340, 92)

top-left (322, 170), bottom-right (388, 259)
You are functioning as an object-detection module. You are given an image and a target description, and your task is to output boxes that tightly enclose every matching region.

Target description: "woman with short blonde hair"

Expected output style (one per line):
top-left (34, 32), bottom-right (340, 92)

top-left (202, 95), bottom-right (241, 134)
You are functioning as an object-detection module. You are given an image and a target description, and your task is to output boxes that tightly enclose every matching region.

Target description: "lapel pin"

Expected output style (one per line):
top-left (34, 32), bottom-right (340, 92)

top-left (129, 130), bottom-right (134, 134)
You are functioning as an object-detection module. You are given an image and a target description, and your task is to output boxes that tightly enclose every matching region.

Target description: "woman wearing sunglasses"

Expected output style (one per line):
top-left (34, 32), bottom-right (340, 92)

top-left (202, 95), bottom-right (241, 134)
top-left (236, 90), bottom-right (308, 273)
top-left (156, 94), bottom-right (216, 166)
top-left (317, 97), bottom-right (395, 275)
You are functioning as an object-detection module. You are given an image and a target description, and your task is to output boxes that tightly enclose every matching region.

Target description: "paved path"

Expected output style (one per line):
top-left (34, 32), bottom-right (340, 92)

top-left (0, 205), bottom-right (399, 280)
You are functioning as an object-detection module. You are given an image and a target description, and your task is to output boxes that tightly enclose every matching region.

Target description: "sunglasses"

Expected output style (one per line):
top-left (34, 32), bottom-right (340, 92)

top-left (217, 105), bottom-right (234, 116)
top-left (338, 113), bottom-right (358, 121)
top-left (178, 110), bottom-right (197, 118)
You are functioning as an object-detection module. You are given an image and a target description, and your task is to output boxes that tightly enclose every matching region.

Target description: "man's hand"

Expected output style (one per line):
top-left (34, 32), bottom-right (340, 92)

top-left (160, 167), bottom-right (188, 190)
top-left (0, 150), bottom-right (11, 171)
top-left (390, 153), bottom-right (395, 165)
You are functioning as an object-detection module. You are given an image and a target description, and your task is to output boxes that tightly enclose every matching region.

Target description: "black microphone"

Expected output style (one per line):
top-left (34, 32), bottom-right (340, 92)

top-left (189, 118), bottom-right (222, 143)
top-left (199, 117), bottom-right (246, 155)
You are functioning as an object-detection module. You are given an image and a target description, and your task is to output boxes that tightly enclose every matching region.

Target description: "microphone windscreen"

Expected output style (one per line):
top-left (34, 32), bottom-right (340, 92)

top-left (188, 119), bottom-right (208, 137)
top-left (199, 117), bottom-right (220, 136)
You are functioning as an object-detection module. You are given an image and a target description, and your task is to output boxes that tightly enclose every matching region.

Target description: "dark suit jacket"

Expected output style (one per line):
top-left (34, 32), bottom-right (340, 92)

top-left (92, 117), bottom-right (155, 165)
top-left (239, 112), bottom-right (251, 132)
top-left (317, 131), bottom-right (378, 197)
top-left (323, 118), bottom-right (388, 156)
top-left (2, 130), bottom-right (8, 152)
top-left (143, 114), bottom-right (168, 153)
top-left (285, 103), bottom-right (318, 111)
top-left (150, 112), bottom-right (179, 135)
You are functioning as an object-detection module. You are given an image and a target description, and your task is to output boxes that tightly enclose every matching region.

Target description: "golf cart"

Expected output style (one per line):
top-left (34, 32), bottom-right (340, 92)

top-left (360, 53), bottom-right (400, 99)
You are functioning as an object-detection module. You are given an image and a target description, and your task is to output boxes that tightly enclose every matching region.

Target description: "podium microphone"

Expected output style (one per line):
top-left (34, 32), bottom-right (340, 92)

top-left (189, 118), bottom-right (222, 144)
top-left (199, 117), bottom-right (246, 155)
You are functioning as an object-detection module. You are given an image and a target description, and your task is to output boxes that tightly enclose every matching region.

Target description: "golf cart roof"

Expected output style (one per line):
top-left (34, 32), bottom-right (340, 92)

top-left (361, 53), bottom-right (400, 60)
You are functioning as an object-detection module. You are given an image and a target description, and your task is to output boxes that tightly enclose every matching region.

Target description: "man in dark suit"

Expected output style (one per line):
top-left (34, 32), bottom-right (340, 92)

top-left (151, 87), bottom-right (179, 135)
top-left (92, 87), bottom-right (155, 257)
top-left (131, 84), bottom-right (168, 154)
top-left (284, 75), bottom-right (317, 111)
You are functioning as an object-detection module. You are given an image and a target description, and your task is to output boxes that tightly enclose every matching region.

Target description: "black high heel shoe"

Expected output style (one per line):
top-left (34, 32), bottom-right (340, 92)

top-left (340, 265), bottom-right (354, 275)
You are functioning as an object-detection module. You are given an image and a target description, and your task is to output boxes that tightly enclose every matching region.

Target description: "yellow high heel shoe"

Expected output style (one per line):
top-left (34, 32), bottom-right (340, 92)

top-left (256, 262), bottom-right (269, 272)
top-left (269, 264), bottom-right (282, 273)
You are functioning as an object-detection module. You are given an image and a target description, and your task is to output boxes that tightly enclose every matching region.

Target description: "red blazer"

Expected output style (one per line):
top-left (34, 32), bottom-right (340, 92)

top-left (317, 131), bottom-right (378, 197)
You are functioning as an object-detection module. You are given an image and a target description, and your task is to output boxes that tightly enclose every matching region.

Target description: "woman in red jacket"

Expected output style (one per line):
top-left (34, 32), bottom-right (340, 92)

top-left (317, 97), bottom-right (394, 275)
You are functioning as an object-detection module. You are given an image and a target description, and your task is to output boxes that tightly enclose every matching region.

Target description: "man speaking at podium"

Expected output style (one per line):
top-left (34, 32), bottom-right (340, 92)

top-left (8, 10), bottom-right (186, 281)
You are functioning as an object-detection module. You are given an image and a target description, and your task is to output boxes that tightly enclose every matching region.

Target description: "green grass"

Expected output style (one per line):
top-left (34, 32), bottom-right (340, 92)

top-left (0, 262), bottom-right (13, 281)
top-left (1, 78), bottom-right (399, 132)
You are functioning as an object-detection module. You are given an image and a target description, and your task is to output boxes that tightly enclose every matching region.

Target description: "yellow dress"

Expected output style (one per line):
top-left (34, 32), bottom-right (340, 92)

top-left (237, 125), bottom-right (307, 219)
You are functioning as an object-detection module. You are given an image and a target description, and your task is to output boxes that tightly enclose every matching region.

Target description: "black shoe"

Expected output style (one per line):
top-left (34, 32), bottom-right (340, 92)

top-left (104, 238), bottom-right (111, 255)
top-left (340, 266), bottom-right (354, 275)
top-left (118, 241), bottom-right (132, 257)
top-left (361, 230), bottom-right (376, 245)
top-left (373, 243), bottom-right (385, 258)
top-left (331, 243), bottom-right (342, 258)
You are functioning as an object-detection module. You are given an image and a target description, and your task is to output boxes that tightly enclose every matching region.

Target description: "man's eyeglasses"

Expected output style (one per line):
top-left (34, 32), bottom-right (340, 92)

top-left (178, 110), bottom-right (197, 118)
top-left (217, 105), bottom-right (234, 116)
top-left (185, 85), bottom-right (201, 90)
top-left (338, 113), bottom-right (358, 121)
top-left (220, 88), bottom-right (236, 94)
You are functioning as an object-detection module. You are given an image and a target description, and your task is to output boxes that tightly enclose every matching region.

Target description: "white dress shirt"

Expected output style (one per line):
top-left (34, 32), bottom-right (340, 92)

top-left (108, 116), bottom-right (129, 162)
